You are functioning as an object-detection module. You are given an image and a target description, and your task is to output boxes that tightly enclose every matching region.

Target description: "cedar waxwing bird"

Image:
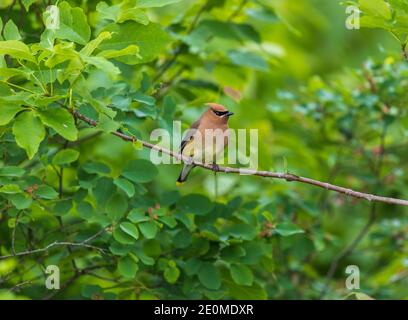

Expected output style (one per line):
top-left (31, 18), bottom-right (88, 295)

top-left (176, 103), bottom-right (234, 185)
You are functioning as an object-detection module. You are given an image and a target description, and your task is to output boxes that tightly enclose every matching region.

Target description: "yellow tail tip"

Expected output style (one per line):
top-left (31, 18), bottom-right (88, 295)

top-left (176, 181), bottom-right (183, 187)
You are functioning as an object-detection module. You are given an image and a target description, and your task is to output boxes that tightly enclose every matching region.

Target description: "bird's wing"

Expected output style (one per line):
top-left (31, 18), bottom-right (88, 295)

top-left (180, 119), bottom-right (200, 154)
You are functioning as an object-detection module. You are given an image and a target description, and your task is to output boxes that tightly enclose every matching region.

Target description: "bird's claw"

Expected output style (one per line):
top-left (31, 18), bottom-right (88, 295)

top-left (212, 163), bottom-right (220, 172)
top-left (185, 156), bottom-right (194, 165)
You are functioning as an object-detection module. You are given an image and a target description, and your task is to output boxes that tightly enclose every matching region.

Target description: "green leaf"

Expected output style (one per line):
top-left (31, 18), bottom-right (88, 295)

top-left (178, 194), bottom-right (214, 216)
top-left (97, 45), bottom-right (140, 59)
top-left (0, 40), bottom-right (36, 62)
top-left (99, 21), bottom-right (172, 64)
top-left (4, 20), bottom-right (21, 41)
top-left (0, 184), bottom-right (21, 194)
top-left (114, 178), bottom-right (135, 198)
top-left (36, 185), bottom-right (59, 199)
top-left (52, 149), bottom-right (79, 165)
top-left (12, 111), bottom-right (45, 159)
top-left (132, 92), bottom-right (156, 106)
top-left (97, 1), bottom-right (149, 24)
top-left (55, 1), bottom-right (91, 45)
top-left (139, 221), bottom-right (158, 239)
top-left (228, 50), bottom-right (268, 71)
top-left (117, 256), bottom-right (138, 278)
top-left (227, 282), bottom-right (267, 300)
top-left (134, 247), bottom-right (154, 265)
top-left (54, 199), bottom-right (73, 216)
top-left (164, 265), bottom-right (180, 284)
top-left (143, 239), bottom-right (161, 258)
top-left (127, 208), bottom-right (149, 223)
top-left (225, 223), bottom-right (257, 241)
top-left (22, 0), bottom-right (37, 11)
top-left (186, 20), bottom-right (260, 47)
top-left (119, 222), bottom-right (139, 240)
top-left (0, 166), bottom-right (25, 177)
top-left (80, 31), bottom-right (112, 56)
top-left (96, 113), bottom-right (120, 133)
top-left (0, 102), bottom-right (24, 126)
top-left (198, 263), bottom-right (221, 290)
top-left (136, 0), bottom-right (182, 8)
top-left (109, 241), bottom-right (131, 256)
top-left (113, 227), bottom-right (136, 245)
top-left (274, 222), bottom-right (304, 236)
top-left (106, 193), bottom-right (128, 220)
top-left (359, 0), bottom-right (392, 20)
top-left (37, 108), bottom-right (78, 141)
top-left (82, 56), bottom-right (121, 79)
top-left (93, 177), bottom-right (115, 206)
top-left (122, 159), bottom-right (158, 183)
top-left (0, 67), bottom-right (31, 81)
top-left (159, 216), bottom-right (177, 228)
top-left (44, 42), bottom-right (79, 69)
top-left (76, 201), bottom-right (94, 219)
top-left (83, 162), bottom-right (111, 175)
top-left (183, 258), bottom-right (201, 276)
top-left (230, 264), bottom-right (254, 286)
top-left (9, 193), bottom-right (32, 209)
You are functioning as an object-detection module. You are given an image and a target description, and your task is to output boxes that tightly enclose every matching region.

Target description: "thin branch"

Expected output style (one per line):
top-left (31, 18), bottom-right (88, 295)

top-left (402, 43), bottom-right (408, 63)
top-left (319, 121), bottom-right (389, 298)
top-left (153, 0), bottom-right (248, 85)
top-left (9, 280), bottom-right (33, 292)
top-left (152, 1), bottom-right (210, 83)
top-left (0, 240), bottom-right (106, 260)
top-left (319, 205), bottom-right (377, 299)
top-left (73, 110), bottom-right (408, 206)
top-left (81, 227), bottom-right (109, 244)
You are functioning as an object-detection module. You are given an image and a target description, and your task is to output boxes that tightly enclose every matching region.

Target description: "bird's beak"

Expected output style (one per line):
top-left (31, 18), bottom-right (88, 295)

top-left (226, 111), bottom-right (234, 116)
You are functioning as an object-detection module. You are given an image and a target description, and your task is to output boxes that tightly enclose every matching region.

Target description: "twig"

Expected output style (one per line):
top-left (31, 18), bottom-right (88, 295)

top-left (153, 0), bottom-right (248, 85)
top-left (9, 280), bottom-right (32, 292)
top-left (402, 43), bottom-right (408, 63)
top-left (152, 0), bottom-right (210, 83)
top-left (81, 227), bottom-right (109, 244)
top-left (73, 110), bottom-right (408, 206)
top-left (0, 240), bottom-right (106, 260)
top-left (319, 121), bottom-right (389, 298)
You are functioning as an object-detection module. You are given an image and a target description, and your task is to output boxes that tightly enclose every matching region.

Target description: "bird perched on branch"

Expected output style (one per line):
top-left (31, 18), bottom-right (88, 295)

top-left (176, 103), bottom-right (234, 185)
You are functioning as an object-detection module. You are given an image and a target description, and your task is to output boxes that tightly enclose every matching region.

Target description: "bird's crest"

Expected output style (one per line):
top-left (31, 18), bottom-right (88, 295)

top-left (205, 103), bottom-right (227, 112)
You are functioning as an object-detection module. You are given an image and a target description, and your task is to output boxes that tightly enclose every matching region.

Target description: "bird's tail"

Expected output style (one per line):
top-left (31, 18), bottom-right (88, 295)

top-left (176, 164), bottom-right (194, 186)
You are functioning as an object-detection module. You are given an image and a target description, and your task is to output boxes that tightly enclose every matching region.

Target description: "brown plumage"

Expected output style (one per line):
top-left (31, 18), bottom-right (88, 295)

top-left (177, 103), bottom-right (234, 184)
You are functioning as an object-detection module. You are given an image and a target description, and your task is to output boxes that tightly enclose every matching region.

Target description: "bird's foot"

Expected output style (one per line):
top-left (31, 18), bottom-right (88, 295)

top-left (185, 156), bottom-right (194, 165)
top-left (211, 163), bottom-right (220, 172)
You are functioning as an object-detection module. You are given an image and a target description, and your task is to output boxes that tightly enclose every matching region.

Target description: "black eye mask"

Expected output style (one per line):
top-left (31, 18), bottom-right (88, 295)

top-left (211, 109), bottom-right (229, 117)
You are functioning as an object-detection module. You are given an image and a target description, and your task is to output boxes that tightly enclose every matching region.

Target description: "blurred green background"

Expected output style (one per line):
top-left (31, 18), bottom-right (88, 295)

top-left (0, 0), bottom-right (407, 300)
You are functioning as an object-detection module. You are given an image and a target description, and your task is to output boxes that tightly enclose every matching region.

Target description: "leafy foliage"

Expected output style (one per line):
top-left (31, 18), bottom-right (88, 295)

top-left (0, 0), bottom-right (407, 300)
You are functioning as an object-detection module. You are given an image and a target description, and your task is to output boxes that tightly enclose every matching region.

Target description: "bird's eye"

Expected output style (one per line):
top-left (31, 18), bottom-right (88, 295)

top-left (212, 109), bottom-right (227, 117)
